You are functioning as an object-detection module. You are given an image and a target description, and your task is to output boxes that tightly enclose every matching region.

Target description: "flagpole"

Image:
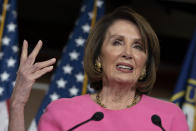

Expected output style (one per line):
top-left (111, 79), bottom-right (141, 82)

top-left (0, 0), bottom-right (9, 51)
top-left (82, 0), bottom-right (98, 95)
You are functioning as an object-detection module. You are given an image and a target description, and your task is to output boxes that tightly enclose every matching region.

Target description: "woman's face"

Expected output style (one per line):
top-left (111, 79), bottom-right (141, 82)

top-left (100, 19), bottom-right (147, 86)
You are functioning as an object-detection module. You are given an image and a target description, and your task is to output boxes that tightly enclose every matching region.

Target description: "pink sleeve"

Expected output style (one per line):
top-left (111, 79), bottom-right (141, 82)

top-left (170, 106), bottom-right (189, 131)
top-left (37, 104), bottom-right (61, 131)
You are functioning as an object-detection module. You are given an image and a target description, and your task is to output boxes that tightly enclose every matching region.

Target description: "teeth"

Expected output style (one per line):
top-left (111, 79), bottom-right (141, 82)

top-left (117, 65), bottom-right (133, 70)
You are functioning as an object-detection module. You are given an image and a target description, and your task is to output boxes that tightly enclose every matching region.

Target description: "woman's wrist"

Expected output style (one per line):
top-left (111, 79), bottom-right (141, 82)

top-left (10, 97), bottom-right (25, 110)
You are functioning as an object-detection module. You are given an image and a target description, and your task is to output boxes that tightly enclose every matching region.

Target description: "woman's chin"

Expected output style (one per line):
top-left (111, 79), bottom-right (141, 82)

top-left (112, 77), bottom-right (137, 86)
top-left (103, 74), bottom-right (137, 86)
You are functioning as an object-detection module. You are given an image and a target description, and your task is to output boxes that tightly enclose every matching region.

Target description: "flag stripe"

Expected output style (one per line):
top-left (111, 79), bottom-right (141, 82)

top-left (0, 101), bottom-right (9, 131)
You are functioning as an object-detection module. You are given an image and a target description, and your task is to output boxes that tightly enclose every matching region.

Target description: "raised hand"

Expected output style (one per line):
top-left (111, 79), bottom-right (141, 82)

top-left (10, 40), bottom-right (56, 107)
top-left (8, 40), bottom-right (56, 131)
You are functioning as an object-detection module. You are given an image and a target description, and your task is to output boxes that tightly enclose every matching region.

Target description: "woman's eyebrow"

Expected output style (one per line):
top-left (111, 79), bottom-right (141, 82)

top-left (134, 38), bottom-right (142, 42)
top-left (109, 34), bottom-right (124, 39)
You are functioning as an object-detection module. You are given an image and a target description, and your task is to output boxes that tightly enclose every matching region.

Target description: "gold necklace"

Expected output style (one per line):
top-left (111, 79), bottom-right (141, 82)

top-left (96, 93), bottom-right (139, 109)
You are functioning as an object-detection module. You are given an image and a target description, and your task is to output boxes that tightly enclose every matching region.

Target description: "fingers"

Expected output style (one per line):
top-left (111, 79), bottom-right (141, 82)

top-left (20, 40), bottom-right (28, 64)
top-left (32, 58), bottom-right (56, 73)
top-left (28, 40), bottom-right (43, 64)
top-left (13, 40), bottom-right (56, 108)
top-left (32, 66), bottom-right (54, 79)
top-left (20, 40), bottom-right (43, 65)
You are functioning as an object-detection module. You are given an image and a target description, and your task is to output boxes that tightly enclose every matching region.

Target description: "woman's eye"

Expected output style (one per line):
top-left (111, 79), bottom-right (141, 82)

top-left (133, 43), bottom-right (144, 51)
top-left (113, 40), bottom-right (122, 45)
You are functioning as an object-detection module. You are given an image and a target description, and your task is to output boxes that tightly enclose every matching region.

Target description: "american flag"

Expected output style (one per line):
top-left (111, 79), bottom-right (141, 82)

top-left (171, 29), bottom-right (196, 131)
top-left (30, 0), bottom-right (105, 128)
top-left (0, 0), bottom-right (19, 130)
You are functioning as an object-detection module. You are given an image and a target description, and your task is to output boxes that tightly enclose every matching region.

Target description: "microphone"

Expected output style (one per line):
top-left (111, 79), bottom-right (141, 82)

top-left (67, 112), bottom-right (104, 131)
top-left (151, 114), bottom-right (166, 131)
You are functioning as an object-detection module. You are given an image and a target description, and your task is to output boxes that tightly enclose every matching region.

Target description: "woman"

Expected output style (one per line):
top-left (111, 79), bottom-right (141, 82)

top-left (8, 7), bottom-right (188, 131)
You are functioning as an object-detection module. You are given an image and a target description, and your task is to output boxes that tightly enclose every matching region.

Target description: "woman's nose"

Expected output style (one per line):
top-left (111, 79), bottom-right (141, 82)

top-left (122, 46), bottom-right (132, 59)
